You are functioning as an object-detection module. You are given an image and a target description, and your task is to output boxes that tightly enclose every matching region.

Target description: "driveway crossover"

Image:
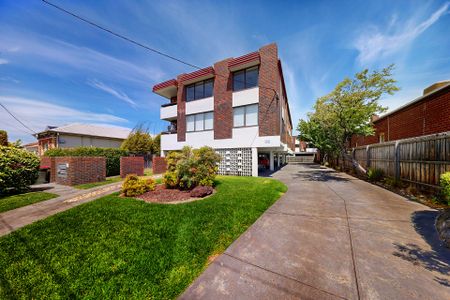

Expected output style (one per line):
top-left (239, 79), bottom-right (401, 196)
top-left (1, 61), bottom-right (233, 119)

top-left (181, 164), bottom-right (450, 300)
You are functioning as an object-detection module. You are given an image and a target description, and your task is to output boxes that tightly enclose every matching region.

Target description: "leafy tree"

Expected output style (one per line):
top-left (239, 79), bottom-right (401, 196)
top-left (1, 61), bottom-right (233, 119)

top-left (121, 125), bottom-right (153, 154)
top-left (298, 65), bottom-right (399, 164)
top-left (152, 134), bottom-right (161, 156)
top-left (0, 130), bottom-right (8, 146)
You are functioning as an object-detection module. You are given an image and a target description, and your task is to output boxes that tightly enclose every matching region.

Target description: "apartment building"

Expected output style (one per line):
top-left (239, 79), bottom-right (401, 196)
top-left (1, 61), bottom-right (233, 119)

top-left (153, 43), bottom-right (295, 176)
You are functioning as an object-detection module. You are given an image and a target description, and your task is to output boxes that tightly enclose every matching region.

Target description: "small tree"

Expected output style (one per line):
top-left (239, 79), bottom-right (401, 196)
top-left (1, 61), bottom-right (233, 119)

top-left (121, 125), bottom-right (153, 154)
top-left (152, 134), bottom-right (161, 156)
top-left (0, 130), bottom-right (8, 146)
top-left (298, 65), bottom-right (399, 167)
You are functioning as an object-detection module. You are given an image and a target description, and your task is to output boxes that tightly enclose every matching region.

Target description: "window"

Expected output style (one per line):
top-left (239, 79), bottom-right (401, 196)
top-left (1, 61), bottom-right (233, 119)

top-left (185, 79), bottom-right (214, 101)
top-left (186, 111), bottom-right (214, 132)
top-left (379, 133), bottom-right (385, 143)
top-left (233, 104), bottom-right (258, 127)
top-left (233, 66), bottom-right (259, 91)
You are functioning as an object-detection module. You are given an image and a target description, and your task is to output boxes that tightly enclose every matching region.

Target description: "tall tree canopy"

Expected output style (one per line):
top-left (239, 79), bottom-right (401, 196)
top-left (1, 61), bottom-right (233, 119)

top-left (121, 125), bottom-right (153, 154)
top-left (298, 65), bottom-right (399, 159)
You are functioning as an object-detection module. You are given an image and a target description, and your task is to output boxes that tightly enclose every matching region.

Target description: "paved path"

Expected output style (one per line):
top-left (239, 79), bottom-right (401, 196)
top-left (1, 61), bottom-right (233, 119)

top-left (181, 164), bottom-right (450, 300)
top-left (0, 182), bottom-right (122, 237)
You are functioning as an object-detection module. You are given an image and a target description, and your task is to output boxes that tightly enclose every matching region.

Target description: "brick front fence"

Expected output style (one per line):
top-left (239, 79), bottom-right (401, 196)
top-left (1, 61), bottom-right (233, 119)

top-left (120, 156), bottom-right (144, 178)
top-left (53, 157), bottom-right (106, 186)
top-left (152, 157), bottom-right (167, 174)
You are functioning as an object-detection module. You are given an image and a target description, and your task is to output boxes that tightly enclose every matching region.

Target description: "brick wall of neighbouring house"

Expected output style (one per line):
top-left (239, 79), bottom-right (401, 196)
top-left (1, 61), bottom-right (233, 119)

top-left (54, 156), bottom-right (106, 186)
top-left (259, 43), bottom-right (280, 137)
top-left (351, 85), bottom-right (450, 147)
top-left (40, 156), bottom-right (56, 182)
top-left (152, 157), bottom-right (167, 174)
top-left (176, 77), bottom-right (187, 142)
top-left (214, 58), bottom-right (233, 139)
top-left (120, 156), bottom-right (144, 178)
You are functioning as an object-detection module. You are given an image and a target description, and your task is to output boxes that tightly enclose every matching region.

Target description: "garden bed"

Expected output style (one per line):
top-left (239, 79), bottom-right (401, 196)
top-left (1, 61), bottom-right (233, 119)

top-left (136, 184), bottom-right (214, 204)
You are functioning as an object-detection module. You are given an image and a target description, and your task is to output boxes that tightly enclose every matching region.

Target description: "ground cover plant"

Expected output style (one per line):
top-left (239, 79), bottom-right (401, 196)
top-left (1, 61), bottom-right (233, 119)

top-left (0, 176), bottom-right (287, 299)
top-left (0, 192), bottom-right (58, 213)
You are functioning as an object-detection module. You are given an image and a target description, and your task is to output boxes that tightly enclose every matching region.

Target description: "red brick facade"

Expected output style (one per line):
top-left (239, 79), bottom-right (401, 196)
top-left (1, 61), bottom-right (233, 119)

top-left (176, 78), bottom-right (187, 142)
top-left (259, 43), bottom-right (281, 137)
top-left (152, 156), bottom-right (167, 174)
top-left (351, 85), bottom-right (450, 147)
top-left (53, 157), bottom-right (106, 186)
top-left (213, 59), bottom-right (233, 139)
top-left (120, 156), bottom-right (144, 178)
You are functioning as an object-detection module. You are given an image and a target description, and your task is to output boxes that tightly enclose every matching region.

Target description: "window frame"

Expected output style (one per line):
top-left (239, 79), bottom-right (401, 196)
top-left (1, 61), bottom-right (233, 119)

top-left (233, 104), bottom-right (259, 128)
top-left (186, 111), bottom-right (214, 132)
top-left (232, 66), bottom-right (259, 91)
top-left (185, 79), bottom-right (214, 102)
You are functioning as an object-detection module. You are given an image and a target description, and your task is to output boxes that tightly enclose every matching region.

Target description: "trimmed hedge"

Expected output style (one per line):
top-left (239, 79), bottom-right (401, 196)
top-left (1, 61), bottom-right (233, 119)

top-left (45, 147), bottom-right (129, 176)
top-left (0, 146), bottom-right (40, 194)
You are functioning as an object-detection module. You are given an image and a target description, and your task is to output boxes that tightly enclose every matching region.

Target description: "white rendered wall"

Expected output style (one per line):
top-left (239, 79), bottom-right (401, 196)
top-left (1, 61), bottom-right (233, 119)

top-left (160, 104), bottom-right (177, 120)
top-left (161, 126), bottom-right (283, 151)
top-left (58, 134), bottom-right (122, 148)
top-left (185, 97), bottom-right (214, 115)
top-left (232, 87), bottom-right (259, 107)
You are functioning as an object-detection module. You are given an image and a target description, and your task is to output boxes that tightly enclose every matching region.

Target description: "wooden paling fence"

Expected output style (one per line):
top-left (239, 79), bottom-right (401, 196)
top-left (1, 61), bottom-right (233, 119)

top-left (351, 132), bottom-right (450, 189)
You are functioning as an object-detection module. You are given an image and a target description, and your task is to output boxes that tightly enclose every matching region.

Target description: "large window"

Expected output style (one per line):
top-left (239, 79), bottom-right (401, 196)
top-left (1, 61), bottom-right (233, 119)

top-left (186, 79), bottom-right (214, 101)
top-left (233, 66), bottom-right (259, 91)
top-left (233, 104), bottom-right (258, 127)
top-left (186, 111), bottom-right (214, 132)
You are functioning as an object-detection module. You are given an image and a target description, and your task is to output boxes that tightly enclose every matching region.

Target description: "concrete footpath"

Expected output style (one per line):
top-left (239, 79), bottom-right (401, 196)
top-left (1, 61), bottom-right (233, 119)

top-left (0, 181), bottom-right (122, 237)
top-left (181, 164), bottom-right (450, 299)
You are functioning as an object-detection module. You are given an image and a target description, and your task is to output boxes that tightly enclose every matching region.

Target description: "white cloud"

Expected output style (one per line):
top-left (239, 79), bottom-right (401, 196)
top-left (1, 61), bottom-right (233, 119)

top-left (87, 79), bottom-right (137, 108)
top-left (0, 58), bottom-right (8, 65)
top-left (354, 2), bottom-right (449, 65)
top-left (0, 30), bottom-right (165, 85)
top-left (0, 95), bottom-right (128, 143)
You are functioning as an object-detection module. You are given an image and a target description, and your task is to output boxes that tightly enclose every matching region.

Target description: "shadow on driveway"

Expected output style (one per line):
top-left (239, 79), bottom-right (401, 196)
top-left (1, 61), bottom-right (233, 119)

top-left (393, 210), bottom-right (450, 287)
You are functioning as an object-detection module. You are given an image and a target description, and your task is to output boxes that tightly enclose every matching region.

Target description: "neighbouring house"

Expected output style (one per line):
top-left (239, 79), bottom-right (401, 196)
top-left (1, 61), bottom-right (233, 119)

top-left (351, 81), bottom-right (450, 147)
top-left (35, 123), bottom-right (131, 156)
top-left (153, 43), bottom-right (295, 176)
top-left (22, 142), bottom-right (39, 155)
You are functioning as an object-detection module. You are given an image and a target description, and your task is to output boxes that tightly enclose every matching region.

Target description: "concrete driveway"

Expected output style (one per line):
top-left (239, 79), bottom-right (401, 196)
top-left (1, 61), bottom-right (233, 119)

top-left (181, 164), bottom-right (450, 299)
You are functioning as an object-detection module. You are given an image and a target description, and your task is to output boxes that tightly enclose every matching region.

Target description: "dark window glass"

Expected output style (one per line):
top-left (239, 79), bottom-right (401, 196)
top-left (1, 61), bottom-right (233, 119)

top-left (186, 85), bottom-right (195, 101)
top-left (194, 82), bottom-right (204, 99)
top-left (204, 79), bottom-right (213, 98)
top-left (246, 67), bottom-right (259, 88)
top-left (233, 67), bottom-right (259, 91)
top-left (185, 79), bottom-right (214, 101)
top-left (233, 70), bottom-right (245, 91)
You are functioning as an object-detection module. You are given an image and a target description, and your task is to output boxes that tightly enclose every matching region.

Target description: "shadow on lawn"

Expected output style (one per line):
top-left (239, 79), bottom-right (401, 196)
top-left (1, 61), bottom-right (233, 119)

top-left (393, 210), bottom-right (450, 287)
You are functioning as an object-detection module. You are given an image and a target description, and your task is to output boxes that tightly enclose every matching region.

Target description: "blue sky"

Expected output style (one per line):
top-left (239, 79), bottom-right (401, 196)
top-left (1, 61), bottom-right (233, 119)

top-left (1, 0), bottom-right (449, 143)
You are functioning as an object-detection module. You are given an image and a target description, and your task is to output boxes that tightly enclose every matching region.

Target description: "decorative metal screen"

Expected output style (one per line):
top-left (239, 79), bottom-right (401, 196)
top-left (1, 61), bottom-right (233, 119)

top-left (215, 148), bottom-right (252, 176)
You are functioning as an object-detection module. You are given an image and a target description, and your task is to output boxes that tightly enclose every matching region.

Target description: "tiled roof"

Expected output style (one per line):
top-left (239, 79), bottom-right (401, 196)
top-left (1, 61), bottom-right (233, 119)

top-left (42, 123), bottom-right (131, 139)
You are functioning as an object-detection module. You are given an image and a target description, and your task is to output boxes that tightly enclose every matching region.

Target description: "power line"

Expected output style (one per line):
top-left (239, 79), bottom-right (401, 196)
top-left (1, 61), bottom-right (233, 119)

top-left (0, 101), bottom-right (37, 135)
top-left (41, 0), bottom-right (279, 95)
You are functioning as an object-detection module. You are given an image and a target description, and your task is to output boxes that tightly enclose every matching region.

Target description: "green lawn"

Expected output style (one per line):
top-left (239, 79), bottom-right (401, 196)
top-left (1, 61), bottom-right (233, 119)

top-left (0, 176), bottom-right (286, 299)
top-left (0, 192), bottom-right (58, 213)
top-left (74, 176), bottom-right (122, 189)
top-left (144, 168), bottom-right (153, 176)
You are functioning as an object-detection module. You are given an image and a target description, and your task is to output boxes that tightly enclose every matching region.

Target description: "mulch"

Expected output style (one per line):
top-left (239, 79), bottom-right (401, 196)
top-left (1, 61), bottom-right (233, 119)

top-left (136, 184), bottom-right (202, 203)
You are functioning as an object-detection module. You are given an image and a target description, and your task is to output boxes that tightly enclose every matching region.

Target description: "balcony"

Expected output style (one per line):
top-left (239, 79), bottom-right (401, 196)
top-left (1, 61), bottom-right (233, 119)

top-left (160, 102), bottom-right (177, 120)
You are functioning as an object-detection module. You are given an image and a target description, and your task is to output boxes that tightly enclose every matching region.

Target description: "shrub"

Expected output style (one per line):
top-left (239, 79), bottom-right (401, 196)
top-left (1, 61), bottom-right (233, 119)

top-left (45, 147), bottom-right (129, 176)
top-left (0, 130), bottom-right (8, 146)
top-left (121, 174), bottom-right (155, 197)
top-left (383, 176), bottom-right (403, 188)
top-left (0, 145), bottom-right (40, 194)
top-left (163, 146), bottom-right (221, 190)
top-left (440, 172), bottom-right (450, 203)
top-left (367, 168), bottom-right (384, 182)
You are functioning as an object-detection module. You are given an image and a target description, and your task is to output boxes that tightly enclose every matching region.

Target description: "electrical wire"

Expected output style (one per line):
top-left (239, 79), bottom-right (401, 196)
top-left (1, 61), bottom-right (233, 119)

top-left (41, 0), bottom-right (279, 95)
top-left (0, 101), bottom-right (37, 135)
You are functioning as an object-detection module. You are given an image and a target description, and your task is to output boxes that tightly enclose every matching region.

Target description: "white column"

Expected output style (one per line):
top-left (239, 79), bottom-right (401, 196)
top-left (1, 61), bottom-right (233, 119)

top-left (277, 154), bottom-right (281, 168)
top-left (251, 147), bottom-right (258, 177)
top-left (269, 151), bottom-right (274, 171)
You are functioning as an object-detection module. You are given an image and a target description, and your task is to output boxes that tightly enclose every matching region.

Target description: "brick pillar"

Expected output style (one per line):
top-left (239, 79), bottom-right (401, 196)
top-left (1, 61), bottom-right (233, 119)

top-left (176, 77), bottom-right (186, 142)
top-left (259, 43), bottom-right (281, 137)
top-left (213, 59), bottom-right (233, 139)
